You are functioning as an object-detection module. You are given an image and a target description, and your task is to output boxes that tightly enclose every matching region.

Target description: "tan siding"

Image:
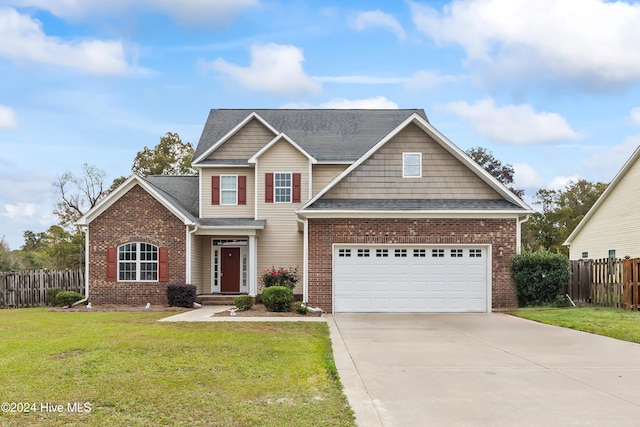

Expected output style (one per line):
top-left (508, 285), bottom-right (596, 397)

top-left (207, 118), bottom-right (275, 160)
top-left (312, 164), bottom-right (349, 195)
top-left (201, 168), bottom-right (255, 218)
top-left (201, 238), bottom-right (212, 292)
top-left (569, 161), bottom-right (640, 259)
top-left (190, 235), bottom-right (204, 293)
top-left (324, 123), bottom-right (501, 200)
top-left (257, 139), bottom-right (308, 292)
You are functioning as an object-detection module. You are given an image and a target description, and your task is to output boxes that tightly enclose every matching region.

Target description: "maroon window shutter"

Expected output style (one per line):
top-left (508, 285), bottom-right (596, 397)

top-left (238, 176), bottom-right (246, 205)
top-left (106, 247), bottom-right (117, 281)
top-left (159, 247), bottom-right (169, 282)
top-left (265, 173), bottom-right (274, 203)
top-left (211, 176), bottom-right (220, 205)
top-left (292, 173), bottom-right (301, 203)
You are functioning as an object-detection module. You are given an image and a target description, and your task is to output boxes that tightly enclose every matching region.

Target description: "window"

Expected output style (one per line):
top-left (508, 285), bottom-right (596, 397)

top-left (274, 173), bottom-right (292, 203)
top-left (451, 249), bottom-right (463, 258)
top-left (357, 249), bottom-right (370, 257)
top-left (608, 249), bottom-right (616, 259)
top-left (118, 243), bottom-right (158, 281)
top-left (469, 249), bottom-right (482, 258)
top-left (338, 249), bottom-right (351, 257)
top-left (395, 249), bottom-right (407, 257)
top-left (581, 252), bottom-right (589, 259)
top-left (376, 249), bottom-right (389, 257)
top-left (403, 153), bottom-right (422, 178)
top-left (220, 175), bottom-right (237, 205)
top-left (413, 249), bottom-right (426, 257)
top-left (432, 249), bottom-right (444, 258)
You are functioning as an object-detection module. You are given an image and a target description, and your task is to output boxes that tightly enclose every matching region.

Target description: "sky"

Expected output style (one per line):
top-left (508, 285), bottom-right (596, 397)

top-left (1, 0), bottom-right (640, 250)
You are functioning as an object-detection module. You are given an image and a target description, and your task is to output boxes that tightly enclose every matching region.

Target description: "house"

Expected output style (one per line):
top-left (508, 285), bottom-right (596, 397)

top-left (77, 109), bottom-right (532, 313)
top-left (564, 145), bottom-right (640, 260)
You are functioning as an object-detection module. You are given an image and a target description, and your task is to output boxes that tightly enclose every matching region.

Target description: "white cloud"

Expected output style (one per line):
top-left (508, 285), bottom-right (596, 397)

top-left (207, 44), bottom-right (321, 98)
top-left (410, 0), bottom-right (640, 88)
top-left (314, 75), bottom-right (406, 84)
top-left (404, 69), bottom-right (461, 90)
top-left (351, 10), bottom-right (405, 40)
top-left (440, 98), bottom-right (581, 145)
top-left (0, 105), bottom-right (18, 129)
top-left (513, 162), bottom-right (545, 188)
top-left (1, 202), bottom-right (38, 219)
top-left (282, 96), bottom-right (398, 109)
top-left (549, 176), bottom-right (583, 191)
top-left (0, 8), bottom-right (130, 74)
top-left (4, 0), bottom-right (259, 25)
top-left (631, 107), bottom-right (640, 127)
top-left (582, 135), bottom-right (640, 183)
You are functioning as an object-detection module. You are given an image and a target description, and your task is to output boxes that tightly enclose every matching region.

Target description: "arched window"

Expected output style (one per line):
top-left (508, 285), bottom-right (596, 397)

top-left (118, 243), bottom-right (158, 281)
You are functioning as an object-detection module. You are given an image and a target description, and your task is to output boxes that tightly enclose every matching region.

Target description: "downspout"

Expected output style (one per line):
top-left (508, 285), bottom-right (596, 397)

top-left (295, 214), bottom-right (309, 304)
top-left (187, 224), bottom-right (199, 284)
top-left (72, 225), bottom-right (90, 306)
top-left (517, 214), bottom-right (530, 254)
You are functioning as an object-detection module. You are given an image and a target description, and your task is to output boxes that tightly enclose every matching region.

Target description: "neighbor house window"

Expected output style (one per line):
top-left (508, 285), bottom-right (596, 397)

top-left (403, 153), bottom-right (422, 178)
top-left (608, 249), bottom-right (616, 259)
top-left (118, 243), bottom-right (158, 281)
top-left (220, 175), bottom-right (237, 205)
top-left (274, 172), bottom-right (292, 202)
top-left (581, 252), bottom-right (589, 259)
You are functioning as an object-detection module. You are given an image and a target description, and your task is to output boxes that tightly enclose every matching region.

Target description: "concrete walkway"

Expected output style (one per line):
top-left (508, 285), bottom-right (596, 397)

top-left (332, 313), bottom-right (640, 427)
top-left (159, 306), bottom-right (326, 322)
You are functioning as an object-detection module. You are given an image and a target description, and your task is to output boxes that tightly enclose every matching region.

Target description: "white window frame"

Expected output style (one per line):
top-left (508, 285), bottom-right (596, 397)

top-left (274, 172), bottom-right (292, 203)
top-left (220, 175), bottom-right (238, 205)
top-left (403, 152), bottom-right (422, 178)
top-left (117, 242), bottom-right (158, 282)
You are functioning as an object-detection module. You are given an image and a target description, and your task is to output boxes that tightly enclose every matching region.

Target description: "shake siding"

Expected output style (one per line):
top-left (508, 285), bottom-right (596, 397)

top-left (257, 140), bottom-right (308, 293)
top-left (323, 123), bottom-right (501, 200)
top-left (207, 118), bottom-right (276, 160)
top-left (201, 168), bottom-right (255, 217)
top-left (312, 164), bottom-right (349, 195)
top-left (569, 162), bottom-right (640, 259)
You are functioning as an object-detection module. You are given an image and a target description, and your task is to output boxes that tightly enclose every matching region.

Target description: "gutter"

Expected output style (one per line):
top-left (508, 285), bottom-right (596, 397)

top-left (516, 214), bottom-right (531, 254)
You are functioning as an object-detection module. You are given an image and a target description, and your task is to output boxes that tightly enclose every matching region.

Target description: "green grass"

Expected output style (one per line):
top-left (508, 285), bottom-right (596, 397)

top-left (0, 309), bottom-right (355, 427)
top-left (511, 307), bottom-right (640, 344)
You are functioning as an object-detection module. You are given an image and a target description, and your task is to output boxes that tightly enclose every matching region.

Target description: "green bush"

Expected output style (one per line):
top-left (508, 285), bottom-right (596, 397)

top-left (294, 301), bottom-right (308, 315)
top-left (510, 251), bottom-right (570, 307)
top-left (261, 286), bottom-right (293, 312)
top-left (47, 288), bottom-right (63, 306)
top-left (167, 284), bottom-right (197, 307)
top-left (55, 291), bottom-right (85, 307)
top-left (260, 266), bottom-right (300, 290)
top-left (234, 295), bottom-right (254, 311)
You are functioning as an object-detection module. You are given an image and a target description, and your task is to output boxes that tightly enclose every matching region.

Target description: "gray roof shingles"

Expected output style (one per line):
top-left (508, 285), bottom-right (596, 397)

top-left (193, 109), bottom-right (429, 162)
top-left (306, 199), bottom-right (522, 211)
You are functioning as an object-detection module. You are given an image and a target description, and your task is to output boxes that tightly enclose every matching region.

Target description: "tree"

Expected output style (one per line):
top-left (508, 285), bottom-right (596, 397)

top-left (522, 179), bottom-right (607, 253)
top-left (465, 146), bottom-right (524, 198)
top-left (53, 163), bottom-right (108, 226)
top-left (132, 132), bottom-right (196, 177)
top-left (0, 237), bottom-right (20, 271)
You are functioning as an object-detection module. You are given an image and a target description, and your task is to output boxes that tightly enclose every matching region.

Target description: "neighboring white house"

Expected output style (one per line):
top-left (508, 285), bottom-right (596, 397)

top-left (564, 146), bottom-right (640, 260)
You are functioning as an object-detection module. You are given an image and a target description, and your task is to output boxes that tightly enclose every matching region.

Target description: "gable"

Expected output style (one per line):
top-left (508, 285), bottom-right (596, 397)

top-left (321, 122), bottom-right (502, 201)
top-left (206, 117), bottom-right (276, 161)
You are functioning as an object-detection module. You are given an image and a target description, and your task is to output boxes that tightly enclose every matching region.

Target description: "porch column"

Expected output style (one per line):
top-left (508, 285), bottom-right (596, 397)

top-left (249, 235), bottom-right (258, 296)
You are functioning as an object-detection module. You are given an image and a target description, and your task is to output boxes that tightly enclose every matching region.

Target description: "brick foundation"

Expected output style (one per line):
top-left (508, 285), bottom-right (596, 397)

top-left (307, 217), bottom-right (518, 313)
top-left (87, 184), bottom-right (187, 306)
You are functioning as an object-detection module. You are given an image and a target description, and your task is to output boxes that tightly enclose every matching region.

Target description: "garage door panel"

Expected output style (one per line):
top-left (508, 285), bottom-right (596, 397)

top-left (334, 245), bottom-right (488, 313)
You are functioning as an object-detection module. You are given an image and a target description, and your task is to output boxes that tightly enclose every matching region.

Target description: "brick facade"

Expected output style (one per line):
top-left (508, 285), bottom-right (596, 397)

top-left (88, 185), bottom-right (187, 305)
top-left (307, 217), bottom-right (518, 313)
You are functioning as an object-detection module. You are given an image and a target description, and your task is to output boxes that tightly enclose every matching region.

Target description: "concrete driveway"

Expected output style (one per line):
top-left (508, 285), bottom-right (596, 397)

top-left (329, 313), bottom-right (640, 427)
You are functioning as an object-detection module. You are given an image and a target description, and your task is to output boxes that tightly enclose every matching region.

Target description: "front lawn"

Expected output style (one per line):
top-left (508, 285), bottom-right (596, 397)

top-left (0, 309), bottom-right (355, 427)
top-left (511, 307), bottom-right (640, 344)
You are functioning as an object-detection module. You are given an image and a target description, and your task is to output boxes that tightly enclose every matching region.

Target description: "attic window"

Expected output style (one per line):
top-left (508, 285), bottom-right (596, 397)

top-left (403, 153), bottom-right (422, 178)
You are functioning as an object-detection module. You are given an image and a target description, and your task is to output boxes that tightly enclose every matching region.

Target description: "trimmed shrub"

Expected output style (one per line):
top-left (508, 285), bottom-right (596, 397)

top-left (260, 266), bottom-right (300, 290)
top-left (55, 291), bottom-right (85, 307)
top-left (510, 251), bottom-right (571, 307)
top-left (167, 284), bottom-right (197, 308)
top-left (261, 286), bottom-right (293, 312)
top-left (294, 301), bottom-right (308, 315)
top-left (234, 295), bottom-right (254, 311)
top-left (47, 288), bottom-right (63, 306)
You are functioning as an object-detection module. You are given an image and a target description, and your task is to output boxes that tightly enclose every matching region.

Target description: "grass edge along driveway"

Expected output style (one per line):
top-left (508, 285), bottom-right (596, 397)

top-left (511, 306), bottom-right (640, 344)
top-left (0, 309), bottom-right (355, 427)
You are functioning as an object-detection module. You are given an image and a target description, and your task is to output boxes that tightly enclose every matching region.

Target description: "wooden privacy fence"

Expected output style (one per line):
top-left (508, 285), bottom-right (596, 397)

top-left (568, 258), bottom-right (640, 310)
top-left (0, 269), bottom-right (85, 309)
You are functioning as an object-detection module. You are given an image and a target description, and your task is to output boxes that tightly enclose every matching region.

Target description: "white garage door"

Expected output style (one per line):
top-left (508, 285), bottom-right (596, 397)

top-left (333, 245), bottom-right (489, 313)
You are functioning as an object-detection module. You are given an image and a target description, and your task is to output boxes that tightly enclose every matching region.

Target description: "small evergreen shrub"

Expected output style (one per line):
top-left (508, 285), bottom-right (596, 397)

top-left (47, 288), bottom-right (63, 306)
top-left (294, 301), bottom-right (308, 315)
top-left (261, 286), bottom-right (293, 312)
top-left (167, 284), bottom-right (197, 307)
top-left (510, 251), bottom-right (571, 307)
top-left (234, 295), bottom-right (254, 311)
top-left (260, 266), bottom-right (300, 290)
top-left (55, 291), bottom-right (85, 307)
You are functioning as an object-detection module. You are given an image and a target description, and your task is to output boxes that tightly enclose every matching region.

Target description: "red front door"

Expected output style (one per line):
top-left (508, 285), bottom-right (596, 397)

top-left (221, 247), bottom-right (240, 293)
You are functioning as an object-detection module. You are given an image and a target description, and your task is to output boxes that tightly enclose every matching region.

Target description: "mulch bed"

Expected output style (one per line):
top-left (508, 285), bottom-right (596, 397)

top-left (213, 303), bottom-right (322, 317)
